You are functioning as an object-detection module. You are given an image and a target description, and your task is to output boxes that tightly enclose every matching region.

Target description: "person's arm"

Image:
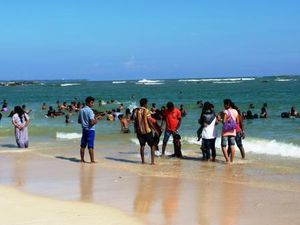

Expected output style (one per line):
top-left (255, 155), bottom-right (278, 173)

top-left (12, 117), bottom-right (21, 129)
top-left (89, 110), bottom-right (98, 126)
top-left (223, 110), bottom-right (228, 124)
top-left (24, 114), bottom-right (30, 127)
top-left (78, 113), bottom-right (82, 124)
top-left (239, 114), bottom-right (243, 131)
top-left (215, 113), bottom-right (220, 125)
top-left (176, 110), bottom-right (182, 130)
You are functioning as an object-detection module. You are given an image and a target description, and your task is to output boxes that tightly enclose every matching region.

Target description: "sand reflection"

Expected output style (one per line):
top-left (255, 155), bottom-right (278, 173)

top-left (134, 174), bottom-right (181, 225)
top-left (80, 164), bottom-right (95, 202)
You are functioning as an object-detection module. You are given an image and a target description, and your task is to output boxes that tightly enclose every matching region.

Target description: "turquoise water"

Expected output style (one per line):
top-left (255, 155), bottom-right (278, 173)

top-left (1, 76), bottom-right (300, 158)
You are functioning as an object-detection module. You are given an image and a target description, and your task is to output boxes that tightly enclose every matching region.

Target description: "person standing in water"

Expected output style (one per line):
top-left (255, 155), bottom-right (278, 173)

top-left (12, 106), bottom-right (30, 148)
top-left (133, 98), bottom-right (155, 165)
top-left (221, 99), bottom-right (239, 163)
top-left (78, 96), bottom-right (98, 163)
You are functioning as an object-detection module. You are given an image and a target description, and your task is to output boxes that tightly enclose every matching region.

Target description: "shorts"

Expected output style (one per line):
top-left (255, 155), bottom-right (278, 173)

top-left (137, 132), bottom-right (154, 147)
top-left (235, 132), bottom-right (243, 147)
top-left (81, 129), bottom-right (95, 149)
top-left (163, 130), bottom-right (179, 144)
top-left (221, 136), bottom-right (236, 147)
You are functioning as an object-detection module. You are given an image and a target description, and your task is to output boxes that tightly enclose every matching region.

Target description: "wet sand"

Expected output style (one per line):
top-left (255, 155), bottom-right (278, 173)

top-left (1, 139), bottom-right (300, 225)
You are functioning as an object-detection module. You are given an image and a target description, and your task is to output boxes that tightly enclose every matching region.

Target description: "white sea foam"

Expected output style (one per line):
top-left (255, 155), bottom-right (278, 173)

top-left (184, 77), bottom-right (255, 82)
top-left (178, 78), bottom-right (255, 82)
top-left (243, 138), bottom-right (300, 158)
top-left (144, 82), bottom-right (164, 85)
top-left (60, 83), bottom-right (80, 87)
top-left (241, 77), bottom-right (256, 81)
top-left (127, 102), bottom-right (138, 111)
top-left (131, 136), bottom-right (300, 158)
top-left (56, 132), bottom-right (81, 140)
top-left (213, 81), bottom-right (242, 84)
top-left (178, 79), bottom-right (201, 82)
top-left (112, 81), bottom-right (127, 84)
top-left (136, 79), bottom-right (163, 85)
top-left (275, 78), bottom-right (296, 82)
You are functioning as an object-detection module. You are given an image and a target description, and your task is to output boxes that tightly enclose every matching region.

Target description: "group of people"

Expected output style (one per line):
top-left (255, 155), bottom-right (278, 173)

top-left (78, 96), bottom-right (245, 165)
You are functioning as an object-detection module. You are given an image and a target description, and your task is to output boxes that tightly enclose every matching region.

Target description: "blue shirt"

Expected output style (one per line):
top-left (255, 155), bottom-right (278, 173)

top-left (78, 106), bottom-right (95, 130)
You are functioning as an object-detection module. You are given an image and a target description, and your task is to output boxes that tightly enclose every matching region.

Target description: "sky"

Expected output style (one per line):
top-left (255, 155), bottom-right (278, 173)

top-left (0, 1), bottom-right (299, 80)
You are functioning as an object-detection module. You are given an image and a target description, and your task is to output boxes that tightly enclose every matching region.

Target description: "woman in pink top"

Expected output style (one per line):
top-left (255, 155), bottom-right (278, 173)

top-left (221, 99), bottom-right (239, 163)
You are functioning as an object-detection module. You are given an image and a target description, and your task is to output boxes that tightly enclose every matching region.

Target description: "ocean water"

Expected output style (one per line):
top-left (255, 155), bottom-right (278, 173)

top-left (1, 76), bottom-right (300, 158)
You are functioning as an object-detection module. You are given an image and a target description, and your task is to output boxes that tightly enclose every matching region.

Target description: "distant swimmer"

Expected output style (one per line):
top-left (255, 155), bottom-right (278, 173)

top-left (290, 106), bottom-right (298, 117)
top-left (281, 106), bottom-right (299, 118)
top-left (260, 103), bottom-right (268, 118)
top-left (1, 99), bottom-right (8, 112)
top-left (179, 104), bottom-right (187, 117)
top-left (46, 106), bottom-right (65, 117)
top-left (22, 104), bottom-right (32, 114)
top-left (41, 103), bottom-right (47, 110)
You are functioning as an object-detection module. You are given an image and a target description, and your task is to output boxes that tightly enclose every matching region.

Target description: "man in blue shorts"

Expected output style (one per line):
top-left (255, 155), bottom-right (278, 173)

top-left (78, 96), bottom-right (98, 163)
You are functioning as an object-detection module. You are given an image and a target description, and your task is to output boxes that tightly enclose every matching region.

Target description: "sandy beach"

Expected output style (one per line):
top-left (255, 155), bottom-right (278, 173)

top-left (1, 137), bottom-right (300, 225)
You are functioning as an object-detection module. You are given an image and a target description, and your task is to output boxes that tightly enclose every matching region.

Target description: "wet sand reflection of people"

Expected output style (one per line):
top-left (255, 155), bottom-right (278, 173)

top-left (13, 154), bottom-right (27, 187)
top-left (196, 173), bottom-right (215, 225)
top-left (219, 166), bottom-right (244, 225)
top-left (80, 164), bottom-right (95, 202)
top-left (133, 175), bottom-right (181, 225)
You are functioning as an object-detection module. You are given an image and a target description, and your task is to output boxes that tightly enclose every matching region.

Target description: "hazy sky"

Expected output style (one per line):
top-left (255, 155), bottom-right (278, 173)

top-left (0, 1), bottom-right (299, 80)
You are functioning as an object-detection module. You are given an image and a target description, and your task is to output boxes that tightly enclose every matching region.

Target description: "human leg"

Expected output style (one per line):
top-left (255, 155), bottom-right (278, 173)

top-left (137, 134), bottom-right (146, 164)
top-left (150, 146), bottom-right (155, 164)
top-left (80, 147), bottom-right (86, 163)
top-left (173, 133), bottom-right (182, 158)
top-left (238, 145), bottom-right (245, 159)
top-left (202, 139), bottom-right (210, 160)
top-left (228, 136), bottom-right (236, 162)
top-left (88, 148), bottom-right (95, 163)
top-left (140, 146), bottom-right (145, 164)
top-left (146, 132), bottom-right (155, 164)
top-left (162, 131), bottom-right (171, 156)
top-left (80, 129), bottom-right (87, 163)
top-left (210, 138), bottom-right (216, 161)
top-left (86, 130), bottom-right (96, 163)
top-left (235, 132), bottom-right (245, 159)
top-left (221, 136), bottom-right (230, 162)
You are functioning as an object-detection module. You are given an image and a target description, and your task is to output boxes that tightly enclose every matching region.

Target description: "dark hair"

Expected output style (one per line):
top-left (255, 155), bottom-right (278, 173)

top-left (85, 96), bottom-right (95, 104)
top-left (202, 102), bottom-right (211, 112)
top-left (140, 98), bottom-right (148, 107)
top-left (166, 102), bottom-right (174, 109)
top-left (14, 106), bottom-right (26, 123)
top-left (125, 108), bottom-right (131, 115)
top-left (223, 99), bottom-right (234, 108)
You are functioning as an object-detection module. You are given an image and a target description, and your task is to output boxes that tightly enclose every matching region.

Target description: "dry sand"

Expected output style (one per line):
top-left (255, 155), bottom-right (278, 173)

top-left (0, 185), bottom-right (143, 225)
